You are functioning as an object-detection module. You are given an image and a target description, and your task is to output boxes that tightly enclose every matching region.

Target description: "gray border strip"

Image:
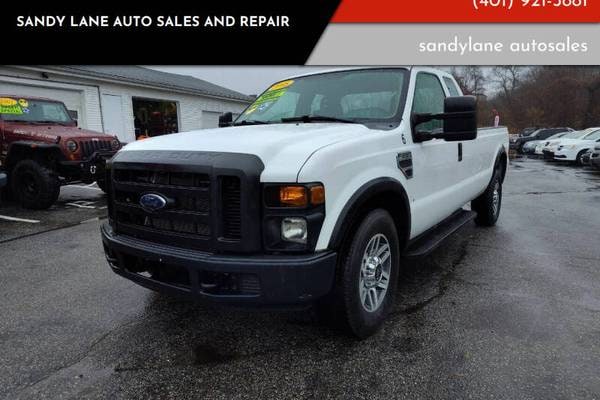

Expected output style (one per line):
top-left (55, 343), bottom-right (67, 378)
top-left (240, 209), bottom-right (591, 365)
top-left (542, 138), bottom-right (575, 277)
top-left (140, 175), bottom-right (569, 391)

top-left (307, 24), bottom-right (599, 65)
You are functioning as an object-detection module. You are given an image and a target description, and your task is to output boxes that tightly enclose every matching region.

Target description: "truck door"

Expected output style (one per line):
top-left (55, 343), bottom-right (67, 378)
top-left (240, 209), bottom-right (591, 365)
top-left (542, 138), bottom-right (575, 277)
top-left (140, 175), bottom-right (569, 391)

top-left (408, 72), bottom-right (464, 236)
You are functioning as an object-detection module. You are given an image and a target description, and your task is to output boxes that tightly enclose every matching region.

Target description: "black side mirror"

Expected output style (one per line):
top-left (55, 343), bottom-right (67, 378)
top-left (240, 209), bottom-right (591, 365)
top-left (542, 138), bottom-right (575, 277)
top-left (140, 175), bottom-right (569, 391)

top-left (218, 112), bottom-right (233, 128)
top-left (412, 96), bottom-right (478, 142)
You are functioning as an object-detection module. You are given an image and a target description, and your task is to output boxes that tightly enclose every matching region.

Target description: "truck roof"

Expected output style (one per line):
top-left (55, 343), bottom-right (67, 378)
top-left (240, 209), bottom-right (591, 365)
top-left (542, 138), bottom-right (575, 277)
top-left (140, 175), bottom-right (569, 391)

top-left (282, 66), bottom-right (411, 81)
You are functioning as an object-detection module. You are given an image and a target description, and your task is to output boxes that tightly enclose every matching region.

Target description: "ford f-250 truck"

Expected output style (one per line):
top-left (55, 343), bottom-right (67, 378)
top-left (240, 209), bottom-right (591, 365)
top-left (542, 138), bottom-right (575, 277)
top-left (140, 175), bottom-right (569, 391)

top-left (0, 95), bottom-right (121, 209)
top-left (101, 67), bottom-right (508, 338)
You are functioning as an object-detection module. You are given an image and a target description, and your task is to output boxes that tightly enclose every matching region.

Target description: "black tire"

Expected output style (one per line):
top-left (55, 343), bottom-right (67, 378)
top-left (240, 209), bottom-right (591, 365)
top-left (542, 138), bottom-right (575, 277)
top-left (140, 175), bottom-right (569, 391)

top-left (575, 150), bottom-right (588, 166)
top-left (319, 209), bottom-right (400, 339)
top-left (10, 160), bottom-right (60, 210)
top-left (472, 166), bottom-right (502, 227)
top-left (96, 179), bottom-right (108, 193)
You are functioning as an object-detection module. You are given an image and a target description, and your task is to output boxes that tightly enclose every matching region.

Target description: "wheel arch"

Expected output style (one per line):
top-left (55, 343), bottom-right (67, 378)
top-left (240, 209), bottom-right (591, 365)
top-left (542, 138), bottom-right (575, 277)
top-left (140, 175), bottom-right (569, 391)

top-left (5, 142), bottom-right (63, 170)
top-left (496, 146), bottom-right (508, 183)
top-left (328, 177), bottom-right (411, 253)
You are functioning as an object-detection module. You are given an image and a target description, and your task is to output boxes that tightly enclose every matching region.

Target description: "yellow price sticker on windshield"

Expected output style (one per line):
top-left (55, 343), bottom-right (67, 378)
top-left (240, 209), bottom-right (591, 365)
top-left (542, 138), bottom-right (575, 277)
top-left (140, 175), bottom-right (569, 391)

top-left (0, 97), bottom-right (17, 107)
top-left (244, 80), bottom-right (295, 115)
top-left (268, 80), bottom-right (294, 91)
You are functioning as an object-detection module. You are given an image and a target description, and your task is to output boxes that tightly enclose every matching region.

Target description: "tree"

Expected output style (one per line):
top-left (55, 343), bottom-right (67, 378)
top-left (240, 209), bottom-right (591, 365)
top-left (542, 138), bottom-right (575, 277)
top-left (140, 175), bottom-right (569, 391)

top-left (450, 66), bottom-right (486, 96)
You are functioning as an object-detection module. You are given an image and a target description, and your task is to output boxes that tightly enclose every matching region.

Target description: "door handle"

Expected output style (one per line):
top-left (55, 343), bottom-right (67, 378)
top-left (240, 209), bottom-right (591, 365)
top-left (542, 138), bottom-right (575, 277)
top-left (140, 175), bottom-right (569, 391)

top-left (458, 143), bottom-right (463, 162)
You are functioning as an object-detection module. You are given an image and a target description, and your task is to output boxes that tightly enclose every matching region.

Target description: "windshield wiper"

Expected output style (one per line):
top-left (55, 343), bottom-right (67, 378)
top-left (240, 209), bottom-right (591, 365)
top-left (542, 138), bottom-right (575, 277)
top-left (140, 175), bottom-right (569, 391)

top-left (281, 115), bottom-right (358, 124)
top-left (233, 120), bottom-right (270, 126)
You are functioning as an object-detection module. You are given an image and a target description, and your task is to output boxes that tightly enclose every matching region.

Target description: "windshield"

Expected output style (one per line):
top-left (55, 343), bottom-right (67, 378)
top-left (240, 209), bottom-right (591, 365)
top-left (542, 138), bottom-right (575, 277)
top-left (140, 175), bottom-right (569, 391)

top-left (0, 97), bottom-right (73, 124)
top-left (235, 69), bottom-right (409, 128)
top-left (583, 129), bottom-right (600, 140)
top-left (562, 129), bottom-right (594, 139)
top-left (547, 132), bottom-right (567, 140)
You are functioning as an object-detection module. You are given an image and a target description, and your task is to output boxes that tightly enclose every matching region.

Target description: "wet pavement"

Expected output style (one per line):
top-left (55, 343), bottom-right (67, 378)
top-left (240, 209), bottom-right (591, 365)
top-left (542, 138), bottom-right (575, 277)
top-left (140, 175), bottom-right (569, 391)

top-left (0, 184), bottom-right (107, 243)
top-left (1, 157), bottom-right (599, 399)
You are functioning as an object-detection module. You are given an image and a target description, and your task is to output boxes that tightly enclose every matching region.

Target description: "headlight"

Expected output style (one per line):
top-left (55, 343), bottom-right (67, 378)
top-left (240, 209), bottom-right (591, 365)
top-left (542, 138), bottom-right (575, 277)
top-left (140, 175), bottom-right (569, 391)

top-left (66, 140), bottom-right (78, 152)
top-left (281, 217), bottom-right (307, 244)
top-left (110, 138), bottom-right (121, 150)
top-left (263, 183), bottom-right (325, 252)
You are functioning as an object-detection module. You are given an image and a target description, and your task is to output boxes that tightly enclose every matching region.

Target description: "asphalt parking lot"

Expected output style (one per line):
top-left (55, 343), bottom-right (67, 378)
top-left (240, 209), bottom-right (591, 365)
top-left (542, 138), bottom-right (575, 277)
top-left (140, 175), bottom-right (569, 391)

top-left (1, 157), bottom-right (599, 400)
top-left (0, 184), bottom-right (107, 243)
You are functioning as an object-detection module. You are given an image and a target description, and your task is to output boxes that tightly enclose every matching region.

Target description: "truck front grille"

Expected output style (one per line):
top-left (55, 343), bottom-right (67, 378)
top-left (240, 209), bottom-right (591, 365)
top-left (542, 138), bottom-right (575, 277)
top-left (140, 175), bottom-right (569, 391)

top-left (108, 150), bottom-right (264, 254)
top-left (111, 168), bottom-right (248, 252)
top-left (80, 139), bottom-right (112, 158)
top-left (112, 170), bottom-right (214, 248)
top-left (221, 176), bottom-right (241, 240)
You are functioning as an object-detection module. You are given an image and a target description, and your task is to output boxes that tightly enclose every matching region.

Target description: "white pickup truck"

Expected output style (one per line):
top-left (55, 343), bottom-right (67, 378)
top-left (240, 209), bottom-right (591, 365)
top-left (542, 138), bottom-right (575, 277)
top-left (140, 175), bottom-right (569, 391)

top-left (101, 67), bottom-right (508, 338)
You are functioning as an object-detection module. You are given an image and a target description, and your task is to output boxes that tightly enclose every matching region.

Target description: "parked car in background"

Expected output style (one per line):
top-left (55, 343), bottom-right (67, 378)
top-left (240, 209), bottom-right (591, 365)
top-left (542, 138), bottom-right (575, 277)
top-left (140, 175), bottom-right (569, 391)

top-left (590, 145), bottom-right (600, 169)
top-left (510, 127), bottom-right (573, 153)
top-left (541, 128), bottom-right (600, 160)
top-left (534, 132), bottom-right (570, 155)
top-left (518, 127), bottom-right (539, 137)
top-left (525, 131), bottom-right (568, 154)
top-left (0, 95), bottom-right (122, 209)
top-left (544, 128), bottom-right (600, 162)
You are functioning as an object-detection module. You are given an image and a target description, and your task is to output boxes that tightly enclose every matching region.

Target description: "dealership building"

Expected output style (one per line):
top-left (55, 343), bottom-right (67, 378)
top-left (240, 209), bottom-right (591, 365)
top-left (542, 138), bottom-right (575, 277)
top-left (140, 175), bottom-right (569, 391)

top-left (0, 65), bottom-right (252, 143)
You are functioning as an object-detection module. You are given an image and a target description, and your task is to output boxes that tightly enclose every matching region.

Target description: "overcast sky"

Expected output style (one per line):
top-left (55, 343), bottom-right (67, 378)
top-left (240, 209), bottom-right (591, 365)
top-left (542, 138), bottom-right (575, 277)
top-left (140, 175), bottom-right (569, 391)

top-left (147, 66), bottom-right (332, 96)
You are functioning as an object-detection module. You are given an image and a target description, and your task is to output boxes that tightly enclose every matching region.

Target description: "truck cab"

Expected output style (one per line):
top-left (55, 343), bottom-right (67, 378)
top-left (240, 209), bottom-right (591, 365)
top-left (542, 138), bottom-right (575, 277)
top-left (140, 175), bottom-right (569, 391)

top-left (0, 95), bottom-right (122, 209)
top-left (101, 67), bottom-right (508, 338)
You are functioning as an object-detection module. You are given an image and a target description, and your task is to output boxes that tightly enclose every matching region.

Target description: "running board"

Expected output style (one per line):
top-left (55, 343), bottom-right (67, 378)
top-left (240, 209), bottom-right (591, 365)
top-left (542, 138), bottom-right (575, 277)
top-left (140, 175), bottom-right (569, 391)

top-left (404, 209), bottom-right (476, 258)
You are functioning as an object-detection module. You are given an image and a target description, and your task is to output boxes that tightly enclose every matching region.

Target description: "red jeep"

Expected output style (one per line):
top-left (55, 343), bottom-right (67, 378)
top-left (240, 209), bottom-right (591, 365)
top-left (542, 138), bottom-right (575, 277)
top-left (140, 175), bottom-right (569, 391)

top-left (0, 95), bottom-right (121, 209)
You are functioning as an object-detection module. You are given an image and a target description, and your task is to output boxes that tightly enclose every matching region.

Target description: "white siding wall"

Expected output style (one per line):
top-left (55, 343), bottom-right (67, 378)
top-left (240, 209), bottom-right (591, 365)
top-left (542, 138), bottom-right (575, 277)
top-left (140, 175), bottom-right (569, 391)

top-left (0, 66), bottom-right (104, 132)
top-left (201, 110), bottom-right (223, 129)
top-left (0, 66), bottom-right (249, 143)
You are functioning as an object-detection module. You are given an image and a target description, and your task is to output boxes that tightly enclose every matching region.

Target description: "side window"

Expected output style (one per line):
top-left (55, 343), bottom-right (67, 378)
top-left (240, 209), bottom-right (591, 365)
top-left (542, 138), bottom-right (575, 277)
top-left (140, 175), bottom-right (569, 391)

top-left (443, 77), bottom-right (461, 97)
top-left (538, 130), bottom-right (551, 139)
top-left (67, 110), bottom-right (78, 121)
top-left (412, 73), bottom-right (446, 132)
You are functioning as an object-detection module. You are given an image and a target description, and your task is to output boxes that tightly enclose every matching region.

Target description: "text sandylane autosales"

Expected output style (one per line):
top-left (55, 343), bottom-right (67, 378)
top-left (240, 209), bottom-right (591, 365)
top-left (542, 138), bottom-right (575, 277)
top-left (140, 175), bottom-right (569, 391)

top-left (419, 35), bottom-right (588, 55)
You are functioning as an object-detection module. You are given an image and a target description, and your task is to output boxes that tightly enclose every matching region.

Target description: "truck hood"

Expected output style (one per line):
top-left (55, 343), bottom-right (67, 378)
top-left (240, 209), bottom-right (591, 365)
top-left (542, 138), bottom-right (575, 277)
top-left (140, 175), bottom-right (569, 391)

top-left (3, 122), bottom-right (114, 141)
top-left (121, 123), bottom-right (372, 181)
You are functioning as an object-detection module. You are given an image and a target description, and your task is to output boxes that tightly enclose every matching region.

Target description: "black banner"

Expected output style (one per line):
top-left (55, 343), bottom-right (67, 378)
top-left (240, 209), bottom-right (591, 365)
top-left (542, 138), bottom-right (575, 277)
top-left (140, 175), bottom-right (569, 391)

top-left (1, 0), bottom-right (341, 64)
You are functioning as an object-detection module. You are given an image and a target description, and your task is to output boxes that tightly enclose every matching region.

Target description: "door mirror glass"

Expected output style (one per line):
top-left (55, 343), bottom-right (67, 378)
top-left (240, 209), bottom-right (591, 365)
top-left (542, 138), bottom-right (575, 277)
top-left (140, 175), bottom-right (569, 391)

top-left (441, 96), bottom-right (477, 141)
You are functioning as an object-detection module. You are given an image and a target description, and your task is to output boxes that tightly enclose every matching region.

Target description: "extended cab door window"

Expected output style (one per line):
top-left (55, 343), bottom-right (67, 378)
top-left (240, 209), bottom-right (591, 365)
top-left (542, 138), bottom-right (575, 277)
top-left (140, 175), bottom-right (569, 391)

top-left (412, 73), bottom-right (446, 133)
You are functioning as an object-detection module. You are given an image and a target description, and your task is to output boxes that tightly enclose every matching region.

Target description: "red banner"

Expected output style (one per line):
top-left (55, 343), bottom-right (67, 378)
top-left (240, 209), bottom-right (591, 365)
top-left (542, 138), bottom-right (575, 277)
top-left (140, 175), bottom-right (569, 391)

top-left (332, 0), bottom-right (600, 23)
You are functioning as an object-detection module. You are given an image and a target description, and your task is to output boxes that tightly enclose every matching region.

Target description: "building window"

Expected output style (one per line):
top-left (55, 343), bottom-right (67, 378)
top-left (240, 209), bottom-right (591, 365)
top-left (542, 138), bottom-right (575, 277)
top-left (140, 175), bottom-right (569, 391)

top-left (132, 97), bottom-right (179, 139)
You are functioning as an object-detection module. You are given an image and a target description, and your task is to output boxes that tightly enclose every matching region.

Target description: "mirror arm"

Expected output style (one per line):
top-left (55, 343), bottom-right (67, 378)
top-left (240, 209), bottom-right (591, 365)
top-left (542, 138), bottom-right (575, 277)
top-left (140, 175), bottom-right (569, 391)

top-left (411, 110), bottom-right (477, 143)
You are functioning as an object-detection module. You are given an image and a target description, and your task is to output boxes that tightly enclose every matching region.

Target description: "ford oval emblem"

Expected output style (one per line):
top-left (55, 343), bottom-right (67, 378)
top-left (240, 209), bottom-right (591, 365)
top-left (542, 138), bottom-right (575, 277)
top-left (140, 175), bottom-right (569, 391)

top-left (139, 193), bottom-right (168, 212)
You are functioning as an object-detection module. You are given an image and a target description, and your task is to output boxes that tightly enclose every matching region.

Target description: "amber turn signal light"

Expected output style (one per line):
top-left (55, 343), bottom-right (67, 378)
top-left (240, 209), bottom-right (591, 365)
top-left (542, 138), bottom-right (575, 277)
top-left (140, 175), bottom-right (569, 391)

top-left (279, 186), bottom-right (307, 207)
top-left (310, 185), bottom-right (325, 205)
